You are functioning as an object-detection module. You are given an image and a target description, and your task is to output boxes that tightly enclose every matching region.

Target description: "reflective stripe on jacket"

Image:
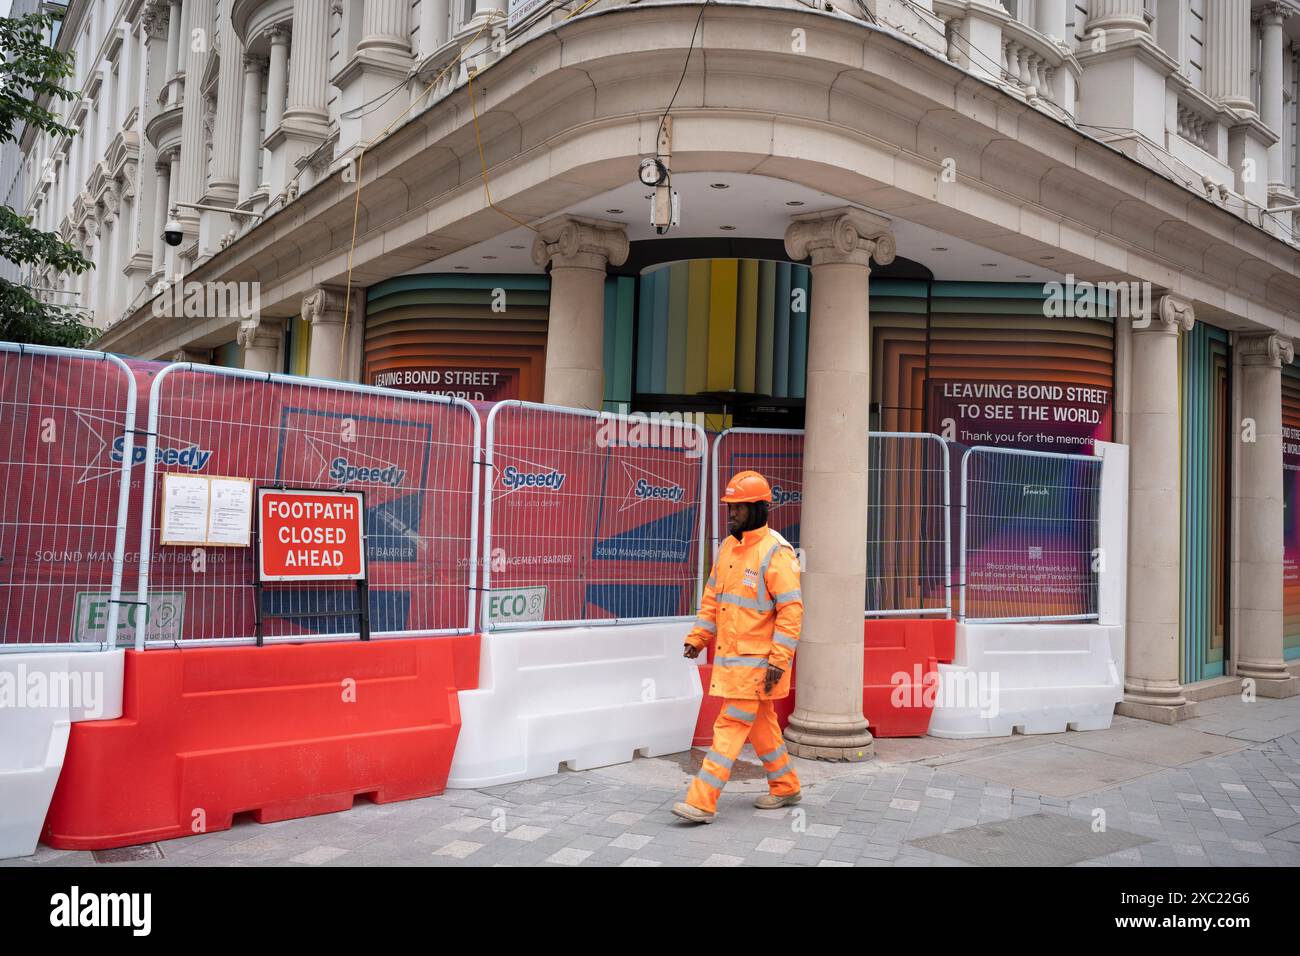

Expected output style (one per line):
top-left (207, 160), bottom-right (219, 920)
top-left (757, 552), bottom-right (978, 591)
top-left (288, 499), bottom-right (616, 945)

top-left (686, 525), bottom-right (802, 700)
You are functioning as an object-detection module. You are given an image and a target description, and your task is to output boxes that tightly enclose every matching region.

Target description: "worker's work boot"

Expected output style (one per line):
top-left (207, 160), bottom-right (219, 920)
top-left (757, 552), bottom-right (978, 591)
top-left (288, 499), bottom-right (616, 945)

top-left (671, 802), bottom-right (716, 824)
top-left (753, 791), bottom-right (802, 810)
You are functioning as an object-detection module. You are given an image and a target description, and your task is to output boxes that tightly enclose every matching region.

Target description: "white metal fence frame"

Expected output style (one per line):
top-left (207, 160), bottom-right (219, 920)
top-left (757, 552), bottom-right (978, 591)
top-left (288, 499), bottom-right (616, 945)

top-left (134, 363), bottom-right (481, 649)
top-left (709, 427), bottom-right (953, 618)
top-left (480, 400), bottom-right (709, 632)
top-left (958, 444), bottom-right (1103, 624)
top-left (0, 343), bottom-right (137, 653)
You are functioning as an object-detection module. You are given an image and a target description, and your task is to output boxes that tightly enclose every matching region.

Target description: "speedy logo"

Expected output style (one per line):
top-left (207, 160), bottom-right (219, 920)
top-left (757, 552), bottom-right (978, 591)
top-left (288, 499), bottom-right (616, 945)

top-left (634, 477), bottom-right (683, 502)
top-left (501, 465), bottom-right (566, 490)
top-left (772, 484), bottom-right (801, 507)
top-left (111, 435), bottom-right (212, 472)
top-left (329, 456), bottom-right (406, 487)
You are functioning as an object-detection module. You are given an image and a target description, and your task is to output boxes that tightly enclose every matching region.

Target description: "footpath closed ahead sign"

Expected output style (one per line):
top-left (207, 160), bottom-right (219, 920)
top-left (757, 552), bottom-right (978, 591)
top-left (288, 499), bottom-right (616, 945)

top-left (258, 488), bottom-right (366, 581)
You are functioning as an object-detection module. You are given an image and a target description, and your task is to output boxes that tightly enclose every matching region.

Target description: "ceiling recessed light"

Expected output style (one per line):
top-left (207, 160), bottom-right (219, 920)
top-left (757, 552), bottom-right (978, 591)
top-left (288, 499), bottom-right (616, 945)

top-left (710, 183), bottom-right (730, 190)
top-left (719, 225), bottom-right (737, 230)
top-left (785, 200), bottom-right (804, 206)
top-left (930, 246), bottom-right (948, 252)
top-left (509, 244), bottom-right (525, 249)
top-left (482, 255), bottom-right (497, 260)
top-left (606, 208), bottom-right (623, 214)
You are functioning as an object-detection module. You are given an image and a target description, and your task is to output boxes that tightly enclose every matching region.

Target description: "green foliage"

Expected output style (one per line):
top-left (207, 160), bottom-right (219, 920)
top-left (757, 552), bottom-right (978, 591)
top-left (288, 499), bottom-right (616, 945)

top-left (0, 12), bottom-right (94, 348)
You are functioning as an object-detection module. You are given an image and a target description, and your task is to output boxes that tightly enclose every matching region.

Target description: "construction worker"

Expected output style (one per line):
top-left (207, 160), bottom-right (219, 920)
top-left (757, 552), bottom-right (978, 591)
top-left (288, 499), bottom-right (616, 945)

top-left (672, 470), bottom-right (802, 824)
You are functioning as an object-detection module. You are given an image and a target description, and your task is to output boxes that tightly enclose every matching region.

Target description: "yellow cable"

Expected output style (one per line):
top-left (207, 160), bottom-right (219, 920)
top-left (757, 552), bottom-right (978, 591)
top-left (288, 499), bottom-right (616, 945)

top-left (466, 67), bottom-right (541, 234)
top-left (336, 15), bottom-right (509, 380)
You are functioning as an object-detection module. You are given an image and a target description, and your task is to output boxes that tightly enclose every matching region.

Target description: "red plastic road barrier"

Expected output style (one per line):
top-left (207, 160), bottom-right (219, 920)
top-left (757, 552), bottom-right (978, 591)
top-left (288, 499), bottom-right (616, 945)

top-left (43, 635), bottom-right (480, 851)
top-left (691, 619), bottom-right (956, 745)
top-left (863, 618), bottom-right (956, 737)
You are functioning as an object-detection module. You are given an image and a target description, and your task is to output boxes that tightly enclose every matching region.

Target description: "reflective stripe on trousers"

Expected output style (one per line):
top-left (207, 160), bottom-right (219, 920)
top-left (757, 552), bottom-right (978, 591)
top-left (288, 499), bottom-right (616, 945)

top-left (684, 697), bottom-right (800, 814)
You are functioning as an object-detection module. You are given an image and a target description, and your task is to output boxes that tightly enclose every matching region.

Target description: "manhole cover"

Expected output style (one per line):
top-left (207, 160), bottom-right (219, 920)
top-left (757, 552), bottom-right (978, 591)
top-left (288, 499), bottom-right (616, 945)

top-left (92, 844), bottom-right (164, 864)
top-left (909, 812), bottom-right (1152, 867)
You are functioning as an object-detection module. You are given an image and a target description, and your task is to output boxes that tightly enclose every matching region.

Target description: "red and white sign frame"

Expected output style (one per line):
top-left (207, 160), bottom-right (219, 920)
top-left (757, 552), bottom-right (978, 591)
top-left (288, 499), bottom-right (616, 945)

top-left (256, 487), bottom-right (368, 583)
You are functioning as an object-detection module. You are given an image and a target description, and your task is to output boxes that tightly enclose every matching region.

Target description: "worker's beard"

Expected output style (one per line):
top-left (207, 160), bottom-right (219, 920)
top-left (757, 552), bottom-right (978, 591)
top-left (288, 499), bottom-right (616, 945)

top-left (731, 501), bottom-right (769, 541)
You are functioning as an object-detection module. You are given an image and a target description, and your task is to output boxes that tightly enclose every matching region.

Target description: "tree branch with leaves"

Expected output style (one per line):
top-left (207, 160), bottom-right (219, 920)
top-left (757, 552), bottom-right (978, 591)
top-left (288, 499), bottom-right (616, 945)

top-left (0, 12), bottom-right (93, 347)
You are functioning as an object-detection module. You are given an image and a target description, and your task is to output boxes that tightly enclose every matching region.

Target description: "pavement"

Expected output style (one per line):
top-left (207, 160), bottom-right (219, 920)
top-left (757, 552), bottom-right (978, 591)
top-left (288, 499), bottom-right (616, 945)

top-left (7, 693), bottom-right (1300, 868)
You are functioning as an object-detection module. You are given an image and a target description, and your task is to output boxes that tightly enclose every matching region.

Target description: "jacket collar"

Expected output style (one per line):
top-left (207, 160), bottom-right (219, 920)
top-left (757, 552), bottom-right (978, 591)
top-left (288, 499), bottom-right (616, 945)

top-left (734, 524), bottom-right (770, 549)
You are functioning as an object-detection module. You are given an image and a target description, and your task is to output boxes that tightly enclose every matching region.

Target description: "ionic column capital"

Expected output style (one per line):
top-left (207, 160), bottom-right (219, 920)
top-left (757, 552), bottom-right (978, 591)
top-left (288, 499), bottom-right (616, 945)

top-left (1256, 2), bottom-right (1292, 25)
top-left (239, 316), bottom-right (279, 348)
top-left (780, 208), bottom-right (894, 269)
top-left (1136, 294), bottom-right (1195, 335)
top-left (531, 216), bottom-right (629, 271)
top-left (1238, 332), bottom-right (1295, 368)
top-left (783, 207), bottom-right (896, 268)
top-left (302, 285), bottom-right (349, 326)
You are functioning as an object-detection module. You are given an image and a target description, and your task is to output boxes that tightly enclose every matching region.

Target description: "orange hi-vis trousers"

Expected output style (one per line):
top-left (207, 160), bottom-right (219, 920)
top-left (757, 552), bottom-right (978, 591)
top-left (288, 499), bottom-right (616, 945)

top-left (685, 698), bottom-right (800, 814)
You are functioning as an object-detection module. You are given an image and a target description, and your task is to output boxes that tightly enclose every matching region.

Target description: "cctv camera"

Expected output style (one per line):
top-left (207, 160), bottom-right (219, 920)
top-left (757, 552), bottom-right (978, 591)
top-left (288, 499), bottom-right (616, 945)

top-left (162, 217), bottom-right (184, 247)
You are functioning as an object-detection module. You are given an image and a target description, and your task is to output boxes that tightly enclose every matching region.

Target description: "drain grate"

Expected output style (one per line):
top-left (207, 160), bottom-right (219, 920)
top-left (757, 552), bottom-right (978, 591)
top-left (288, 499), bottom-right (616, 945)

top-left (92, 843), bottom-right (165, 864)
top-left (908, 812), bottom-right (1152, 867)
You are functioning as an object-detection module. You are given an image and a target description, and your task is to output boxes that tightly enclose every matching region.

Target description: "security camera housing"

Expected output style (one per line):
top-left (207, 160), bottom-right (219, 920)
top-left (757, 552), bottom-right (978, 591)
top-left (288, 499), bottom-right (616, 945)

top-left (162, 218), bottom-right (184, 247)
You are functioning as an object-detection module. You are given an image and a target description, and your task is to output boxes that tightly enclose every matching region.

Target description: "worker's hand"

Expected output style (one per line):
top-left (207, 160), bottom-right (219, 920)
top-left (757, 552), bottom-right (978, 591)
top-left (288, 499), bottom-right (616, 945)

top-left (683, 643), bottom-right (701, 659)
top-left (764, 664), bottom-right (784, 694)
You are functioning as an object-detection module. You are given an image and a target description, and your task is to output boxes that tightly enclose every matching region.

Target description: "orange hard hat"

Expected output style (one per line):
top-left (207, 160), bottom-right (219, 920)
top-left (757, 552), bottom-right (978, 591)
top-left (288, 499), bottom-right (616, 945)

top-left (721, 470), bottom-right (772, 503)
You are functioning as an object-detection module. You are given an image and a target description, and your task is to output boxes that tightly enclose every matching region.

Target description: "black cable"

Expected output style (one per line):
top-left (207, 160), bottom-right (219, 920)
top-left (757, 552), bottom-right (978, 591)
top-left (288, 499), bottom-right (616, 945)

top-left (655, 0), bottom-right (712, 161)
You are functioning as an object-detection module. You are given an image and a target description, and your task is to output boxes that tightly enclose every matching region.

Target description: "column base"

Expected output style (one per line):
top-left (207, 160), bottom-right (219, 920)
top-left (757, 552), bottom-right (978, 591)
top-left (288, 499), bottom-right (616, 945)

top-left (1244, 675), bottom-right (1299, 699)
top-left (1115, 699), bottom-right (1200, 724)
top-left (784, 716), bottom-right (874, 761)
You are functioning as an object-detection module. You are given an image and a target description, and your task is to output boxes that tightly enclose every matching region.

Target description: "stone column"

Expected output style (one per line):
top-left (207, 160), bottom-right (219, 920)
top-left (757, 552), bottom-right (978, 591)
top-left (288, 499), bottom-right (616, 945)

top-left (1205, 0), bottom-right (1255, 115)
top-left (303, 286), bottom-right (350, 380)
top-left (238, 55), bottom-right (266, 201)
top-left (265, 26), bottom-right (290, 133)
top-left (261, 26), bottom-right (290, 194)
top-left (782, 208), bottom-right (895, 760)
top-left (283, 0), bottom-right (330, 130)
top-left (1036, 0), bottom-right (1068, 42)
top-left (338, 0), bottom-right (416, 146)
top-left (164, 0), bottom-right (183, 90)
top-left (1259, 4), bottom-right (1290, 190)
top-left (531, 216), bottom-right (629, 409)
top-left (359, 0), bottom-right (411, 59)
top-left (208, 8), bottom-right (244, 202)
top-left (470, 0), bottom-right (508, 28)
top-left (1236, 333), bottom-right (1299, 697)
top-left (1119, 295), bottom-right (1199, 723)
top-left (1085, 0), bottom-right (1147, 33)
top-left (238, 317), bottom-right (282, 373)
top-left (151, 157), bottom-right (172, 273)
top-left (175, 0), bottom-right (213, 228)
top-left (419, 0), bottom-right (450, 56)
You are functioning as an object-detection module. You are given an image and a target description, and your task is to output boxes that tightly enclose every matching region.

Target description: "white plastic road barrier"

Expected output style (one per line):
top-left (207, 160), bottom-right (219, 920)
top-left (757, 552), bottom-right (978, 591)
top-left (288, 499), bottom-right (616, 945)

top-left (927, 624), bottom-right (1123, 738)
top-left (447, 622), bottom-right (701, 788)
top-left (0, 650), bottom-right (125, 859)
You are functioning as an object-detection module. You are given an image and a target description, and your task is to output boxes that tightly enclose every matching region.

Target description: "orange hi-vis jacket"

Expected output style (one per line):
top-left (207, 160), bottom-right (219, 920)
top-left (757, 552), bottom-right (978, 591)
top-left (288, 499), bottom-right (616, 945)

top-left (685, 524), bottom-right (802, 700)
